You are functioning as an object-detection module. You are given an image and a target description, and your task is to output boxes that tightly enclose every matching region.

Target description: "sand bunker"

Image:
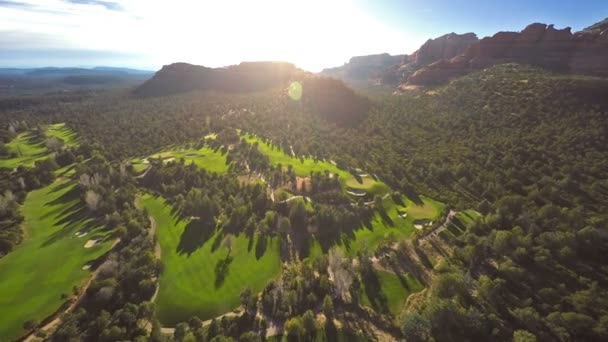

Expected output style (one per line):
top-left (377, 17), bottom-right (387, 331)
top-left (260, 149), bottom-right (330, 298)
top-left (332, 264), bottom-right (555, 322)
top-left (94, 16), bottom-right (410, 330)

top-left (398, 213), bottom-right (408, 219)
top-left (84, 238), bottom-right (101, 248)
top-left (82, 264), bottom-right (92, 270)
top-left (414, 224), bottom-right (424, 229)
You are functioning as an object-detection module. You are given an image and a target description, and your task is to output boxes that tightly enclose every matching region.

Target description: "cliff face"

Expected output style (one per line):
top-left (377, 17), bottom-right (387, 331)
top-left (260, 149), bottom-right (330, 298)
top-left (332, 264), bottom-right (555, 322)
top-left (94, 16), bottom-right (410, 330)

top-left (413, 32), bottom-right (479, 65)
top-left (320, 32), bottom-right (477, 86)
top-left (408, 21), bottom-right (608, 85)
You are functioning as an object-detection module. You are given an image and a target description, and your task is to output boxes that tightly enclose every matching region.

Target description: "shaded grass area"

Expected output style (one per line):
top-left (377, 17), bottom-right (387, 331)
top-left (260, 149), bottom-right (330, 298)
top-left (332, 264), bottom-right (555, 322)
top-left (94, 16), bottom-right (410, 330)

top-left (0, 123), bottom-right (77, 169)
top-left (0, 180), bottom-right (112, 341)
top-left (242, 133), bottom-right (352, 185)
top-left (359, 270), bottom-right (424, 317)
top-left (447, 209), bottom-right (482, 236)
top-left (306, 194), bottom-right (445, 259)
top-left (0, 131), bottom-right (47, 169)
top-left (45, 123), bottom-right (78, 147)
top-left (140, 194), bottom-right (281, 326)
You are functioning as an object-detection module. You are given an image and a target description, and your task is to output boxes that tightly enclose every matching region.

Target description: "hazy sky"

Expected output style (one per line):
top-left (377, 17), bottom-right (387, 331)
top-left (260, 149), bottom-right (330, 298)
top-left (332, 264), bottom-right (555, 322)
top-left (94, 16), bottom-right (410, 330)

top-left (1, 0), bottom-right (607, 71)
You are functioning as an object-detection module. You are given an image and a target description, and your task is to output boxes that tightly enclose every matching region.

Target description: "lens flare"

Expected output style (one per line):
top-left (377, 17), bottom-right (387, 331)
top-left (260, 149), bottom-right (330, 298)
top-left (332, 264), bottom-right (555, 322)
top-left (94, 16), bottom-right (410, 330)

top-left (288, 81), bottom-right (303, 101)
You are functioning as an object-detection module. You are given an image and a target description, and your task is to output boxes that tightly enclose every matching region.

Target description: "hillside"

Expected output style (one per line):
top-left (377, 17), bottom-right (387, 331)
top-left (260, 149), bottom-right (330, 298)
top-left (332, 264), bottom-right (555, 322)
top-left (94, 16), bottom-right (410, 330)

top-left (1, 63), bottom-right (607, 341)
top-left (136, 61), bottom-right (370, 126)
top-left (408, 20), bottom-right (608, 85)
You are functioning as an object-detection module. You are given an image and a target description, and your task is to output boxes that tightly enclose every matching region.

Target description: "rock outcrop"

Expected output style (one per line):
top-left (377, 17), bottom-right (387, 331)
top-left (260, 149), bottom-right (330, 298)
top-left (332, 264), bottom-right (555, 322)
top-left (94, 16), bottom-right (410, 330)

top-left (408, 20), bottom-right (608, 85)
top-left (413, 32), bottom-right (479, 65)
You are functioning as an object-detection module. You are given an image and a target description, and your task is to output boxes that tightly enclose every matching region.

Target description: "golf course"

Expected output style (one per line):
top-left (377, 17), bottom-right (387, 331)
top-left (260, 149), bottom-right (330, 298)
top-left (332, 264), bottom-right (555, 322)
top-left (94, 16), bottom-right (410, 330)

top-left (0, 123), bottom-right (77, 169)
top-left (0, 179), bottom-right (114, 340)
top-left (140, 194), bottom-right (282, 326)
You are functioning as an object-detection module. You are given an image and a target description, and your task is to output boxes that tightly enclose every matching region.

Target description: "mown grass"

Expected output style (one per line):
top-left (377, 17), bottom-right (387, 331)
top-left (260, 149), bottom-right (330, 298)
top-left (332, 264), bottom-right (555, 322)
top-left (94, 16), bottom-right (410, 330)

top-left (0, 180), bottom-right (113, 341)
top-left (134, 145), bottom-right (229, 174)
top-left (359, 270), bottom-right (424, 317)
top-left (45, 123), bottom-right (78, 147)
top-left (140, 194), bottom-right (282, 326)
top-left (242, 133), bottom-right (352, 182)
top-left (447, 209), bottom-right (482, 236)
top-left (0, 123), bottom-right (77, 169)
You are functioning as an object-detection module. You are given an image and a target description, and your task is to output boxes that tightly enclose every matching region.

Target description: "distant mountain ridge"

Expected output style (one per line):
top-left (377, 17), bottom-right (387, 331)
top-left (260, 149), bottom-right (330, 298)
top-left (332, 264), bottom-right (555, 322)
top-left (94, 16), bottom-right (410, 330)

top-left (135, 61), bottom-right (370, 126)
top-left (320, 32), bottom-right (478, 86)
top-left (321, 18), bottom-right (608, 89)
top-left (0, 66), bottom-right (153, 77)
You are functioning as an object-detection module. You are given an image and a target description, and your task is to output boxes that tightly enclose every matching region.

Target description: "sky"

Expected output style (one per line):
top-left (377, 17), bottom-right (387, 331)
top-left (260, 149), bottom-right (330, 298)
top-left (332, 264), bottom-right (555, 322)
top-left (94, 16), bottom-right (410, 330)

top-left (0, 0), bottom-right (607, 71)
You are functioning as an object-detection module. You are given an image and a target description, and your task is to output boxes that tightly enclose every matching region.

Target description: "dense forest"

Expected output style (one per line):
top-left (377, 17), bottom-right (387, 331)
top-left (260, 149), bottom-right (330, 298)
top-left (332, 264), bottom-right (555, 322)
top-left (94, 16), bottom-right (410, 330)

top-left (1, 63), bottom-right (607, 341)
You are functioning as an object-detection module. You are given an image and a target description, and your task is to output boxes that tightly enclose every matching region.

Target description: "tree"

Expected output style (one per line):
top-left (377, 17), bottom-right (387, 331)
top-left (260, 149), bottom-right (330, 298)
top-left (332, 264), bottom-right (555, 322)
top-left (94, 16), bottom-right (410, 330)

top-left (373, 194), bottom-right (383, 211)
top-left (222, 234), bottom-right (233, 254)
top-left (289, 200), bottom-right (307, 232)
top-left (512, 330), bottom-right (537, 342)
top-left (239, 331), bottom-right (261, 342)
top-left (278, 216), bottom-right (291, 237)
top-left (401, 313), bottom-right (431, 342)
top-left (284, 316), bottom-right (304, 338)
top-left (174, 322), bottom-right (189, 341)
top-left (240, 287), bottom-right (252, 312)
top-left (322, 295), bottom-right (334, 317)
top-left (85, 190), bottom-right (101, 212)
top-left (302, 310), bottom-right (316, 336)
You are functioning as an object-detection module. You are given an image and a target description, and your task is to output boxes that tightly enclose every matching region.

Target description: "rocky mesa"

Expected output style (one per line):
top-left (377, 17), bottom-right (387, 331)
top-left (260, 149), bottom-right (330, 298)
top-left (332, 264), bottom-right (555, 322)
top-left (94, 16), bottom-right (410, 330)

top-left (408, 20), bottom-right (608, 85)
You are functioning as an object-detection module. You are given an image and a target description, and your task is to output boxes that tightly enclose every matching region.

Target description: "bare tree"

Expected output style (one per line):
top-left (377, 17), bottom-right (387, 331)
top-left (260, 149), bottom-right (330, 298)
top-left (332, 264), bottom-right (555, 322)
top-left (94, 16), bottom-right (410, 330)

top-left (85, 190), bottom-right (101, 212)
top-left (45, 137), bottom-right (63, 152)
top-left (328, 248), bottom-right (354, 302)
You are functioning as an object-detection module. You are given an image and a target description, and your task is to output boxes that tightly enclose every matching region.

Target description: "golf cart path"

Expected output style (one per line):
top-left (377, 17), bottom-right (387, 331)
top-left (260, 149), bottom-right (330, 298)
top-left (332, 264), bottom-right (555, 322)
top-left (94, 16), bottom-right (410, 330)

top-left (22, 239), bottom-right (121, 342)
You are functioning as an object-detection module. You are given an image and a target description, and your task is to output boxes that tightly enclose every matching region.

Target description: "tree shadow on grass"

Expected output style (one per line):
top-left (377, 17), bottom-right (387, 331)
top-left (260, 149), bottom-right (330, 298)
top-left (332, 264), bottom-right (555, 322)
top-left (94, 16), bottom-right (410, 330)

top-left (45, 184), bottom-right (81, 206)
top-left (49, 180), bottom-right (74, 194)
top-left (363, 270), bottom-right (389, 315)
top-left (176, 218), bottom-right (215, 256)
top-left (255, 234), bottom-right (269, 259)
top-left (214, 254), bottom-right (233, 288)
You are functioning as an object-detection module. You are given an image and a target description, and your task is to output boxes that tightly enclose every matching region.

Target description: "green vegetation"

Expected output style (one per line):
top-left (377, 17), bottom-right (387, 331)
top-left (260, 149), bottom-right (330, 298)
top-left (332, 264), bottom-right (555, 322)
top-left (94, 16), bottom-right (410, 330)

top-left (360, 270), bottom-right (424, 316)
top-left (0, 131), bottom-right (46, 169)
top-left (0, 180), bottom-right (113, 340)
top-left (140, 194), bottom-right (281, 325)
top-left (45, 123), bottom-right (78, 147)
top-left (0, 123), bottom-right (77, 169)
top-left (144, 145), bottom-right (229, 173)
top-left (242, 133), bottom-right (351, 183)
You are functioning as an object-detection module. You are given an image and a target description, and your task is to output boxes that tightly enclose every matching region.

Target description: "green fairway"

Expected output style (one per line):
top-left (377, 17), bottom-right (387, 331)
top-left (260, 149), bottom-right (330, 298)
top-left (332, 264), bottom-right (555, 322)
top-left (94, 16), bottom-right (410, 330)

top-left (140, 194), bottom-right (282, 326)
top-left (359, 270), bottom-right (423, 316)
top-left (242, 133), bottom-right (352, 182)
top-left (45, 123), bottom-right (78, 147)
top-left (142, 145), bottom-right (229, 173)
top-left (0, 131), bottom-right (47, 169)
top-left (0, 123), bottom-right (77, 169)
top-left (0, 180), bottom-right (113, 341)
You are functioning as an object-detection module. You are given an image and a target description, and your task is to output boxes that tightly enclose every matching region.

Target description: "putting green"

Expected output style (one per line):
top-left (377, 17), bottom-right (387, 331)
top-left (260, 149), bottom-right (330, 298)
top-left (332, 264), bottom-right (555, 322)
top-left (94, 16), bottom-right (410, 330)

top-left (0, 180), bottom-right (113, 341)
top-left (140, 194), bottom-right (282, 326)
